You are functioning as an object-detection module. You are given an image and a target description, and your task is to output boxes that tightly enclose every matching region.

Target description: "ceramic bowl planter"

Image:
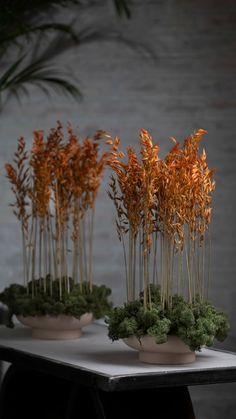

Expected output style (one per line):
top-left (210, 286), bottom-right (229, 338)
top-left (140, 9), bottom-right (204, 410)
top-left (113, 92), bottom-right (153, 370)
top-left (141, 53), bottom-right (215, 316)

top-left (0, 123), bottom-right (112, 338)
top-left (0, 279), bottom-right (111, 340)
top-left (17, 313), bottom-right (94, 339)
top-left (105, 128), bottom-right (229, 363)
top-left (0, 276), bottom-right (112, 339)
top-left (107, 284), bottom-right (229, 364)
top-left (124, 335), bottom-right (195, 364)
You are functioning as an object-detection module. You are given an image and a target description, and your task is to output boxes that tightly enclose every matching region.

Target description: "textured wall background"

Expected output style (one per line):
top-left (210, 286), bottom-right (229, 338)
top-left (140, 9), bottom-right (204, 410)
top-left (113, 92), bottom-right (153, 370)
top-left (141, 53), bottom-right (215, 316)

top-left (0, 1), bottom-right (236, 417)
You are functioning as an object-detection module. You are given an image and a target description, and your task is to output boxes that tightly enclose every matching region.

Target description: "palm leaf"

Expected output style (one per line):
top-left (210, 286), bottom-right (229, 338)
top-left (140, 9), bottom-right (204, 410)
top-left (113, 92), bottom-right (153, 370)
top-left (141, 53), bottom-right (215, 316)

top-left (0, 56), bottom-right (81, 108)
top-left (0, 23), bottom-right (79, 50)
top-left (0, 56), bottom-right (26, 90)
top-left (113, 0), bottom-right (131, 18)
top-left (0, 0), bottom-right (133, 107)
top-left (30, 77), bottom-right (81, 98)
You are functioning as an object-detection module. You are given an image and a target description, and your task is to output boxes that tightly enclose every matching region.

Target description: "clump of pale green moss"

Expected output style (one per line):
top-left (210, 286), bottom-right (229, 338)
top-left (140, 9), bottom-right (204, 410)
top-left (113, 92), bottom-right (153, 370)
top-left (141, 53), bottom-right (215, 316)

top-left (107, 284), bottom-right (229, 351)
top-left (0, 276), bottom-right (112, 328)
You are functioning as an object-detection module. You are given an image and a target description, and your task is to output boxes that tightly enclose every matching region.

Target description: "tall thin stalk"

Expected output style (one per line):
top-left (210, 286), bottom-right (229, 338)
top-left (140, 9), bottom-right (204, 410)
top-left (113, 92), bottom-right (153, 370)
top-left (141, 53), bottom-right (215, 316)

top-left (31, 216), bottom-right (38, 297)
top-left (206, 227), bottom-right (212, 299)
top-left (88, 208), bottom-right (95, 292)
top-left (138, 230), bottom-right (143, 296)
top-left (185, 236), bottom-right (192, 304)
top-left (152, 230), bottom-right (158, 285)
top-left (21, 225), bottom-right (28, 288)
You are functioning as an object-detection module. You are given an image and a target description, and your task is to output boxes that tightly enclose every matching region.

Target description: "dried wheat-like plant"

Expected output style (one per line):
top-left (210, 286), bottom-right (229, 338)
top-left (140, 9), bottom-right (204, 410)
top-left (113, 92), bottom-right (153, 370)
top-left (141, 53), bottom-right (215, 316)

top-left (5, 123), bottom-right (110, 299)
top-left (106, 128), bottom-right (214, 309)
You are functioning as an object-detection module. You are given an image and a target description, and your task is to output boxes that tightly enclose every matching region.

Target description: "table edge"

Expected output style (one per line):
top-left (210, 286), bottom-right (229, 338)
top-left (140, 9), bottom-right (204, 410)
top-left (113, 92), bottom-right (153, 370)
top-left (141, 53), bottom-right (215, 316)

top-left (1, 346), bottom-right (236, 391)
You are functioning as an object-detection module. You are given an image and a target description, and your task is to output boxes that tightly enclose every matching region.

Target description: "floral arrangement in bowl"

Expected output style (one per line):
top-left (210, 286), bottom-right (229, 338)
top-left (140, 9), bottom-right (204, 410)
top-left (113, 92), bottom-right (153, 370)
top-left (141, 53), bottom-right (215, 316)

top-left (105, 128), bottom-right (229, 363)
top-left (0, 122), bottom-right (112, 339)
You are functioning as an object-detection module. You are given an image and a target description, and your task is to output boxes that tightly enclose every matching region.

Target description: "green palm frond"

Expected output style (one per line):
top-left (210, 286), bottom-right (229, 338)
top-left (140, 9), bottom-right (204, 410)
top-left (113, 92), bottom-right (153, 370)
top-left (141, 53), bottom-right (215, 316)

top-left (0, 55), bottom-right (81, 107)
top-left (0, 0), bottom-right (132, 108)
top-left (113, 0), bottom-right (131, 18)
top-left (0, 23), bottom-right (79, 50)
top-left (0, 56), bottom-right (26, 90)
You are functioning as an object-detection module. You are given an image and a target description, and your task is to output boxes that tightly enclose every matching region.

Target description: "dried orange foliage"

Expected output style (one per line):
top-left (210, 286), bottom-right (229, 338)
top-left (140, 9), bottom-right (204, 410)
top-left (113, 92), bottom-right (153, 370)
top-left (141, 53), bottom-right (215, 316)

top-left (5, 138), bottom-right (30, 235)
top-left (107, 129), bottom-right (159, 244)
top-left (6, 123), bottom-right (109, 233)
top-left (105, 127), bottom-right (215, 305)
top-left (5, 122), bottom-right (110, 289)
top-left (107, 128), bottom-right (214, 250)
top-left (157, 128), bottom-right (215, 248)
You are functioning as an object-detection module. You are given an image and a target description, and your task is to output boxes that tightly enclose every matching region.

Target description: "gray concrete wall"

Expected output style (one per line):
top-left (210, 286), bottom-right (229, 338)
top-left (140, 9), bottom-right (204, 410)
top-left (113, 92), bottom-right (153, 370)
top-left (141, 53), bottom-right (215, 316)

top-left (0, 1), bottom-right (236, 417)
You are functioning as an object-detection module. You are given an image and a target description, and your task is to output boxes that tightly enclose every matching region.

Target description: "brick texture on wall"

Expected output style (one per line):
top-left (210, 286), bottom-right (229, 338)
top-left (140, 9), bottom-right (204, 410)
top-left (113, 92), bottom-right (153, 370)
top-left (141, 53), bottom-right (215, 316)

top-left (0, 1), bottom-right (236, 417)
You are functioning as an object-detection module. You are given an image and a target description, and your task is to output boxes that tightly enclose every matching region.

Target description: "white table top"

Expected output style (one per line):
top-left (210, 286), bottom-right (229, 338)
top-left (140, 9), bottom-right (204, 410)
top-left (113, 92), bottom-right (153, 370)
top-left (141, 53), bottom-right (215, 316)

top-left (0, 322), bottom-right (236, 391)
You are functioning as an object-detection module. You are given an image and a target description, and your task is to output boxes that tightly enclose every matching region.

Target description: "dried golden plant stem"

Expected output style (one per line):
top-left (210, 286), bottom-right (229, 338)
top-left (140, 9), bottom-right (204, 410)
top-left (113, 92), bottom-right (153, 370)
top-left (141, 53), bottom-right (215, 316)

top-left (164, 235), bottom-right (168, 306)
top-left (138, 230), bottom-right (143, 296)
top-left (31, 216), bottom-right (38, 297)
top-left (143, 253), bottom-right (148, 310)
top-left (207, 227), bottom-right (212, 300)
top-left (196, 233), bottom-right (201, 296)
top-left (161, 232), bottom-right (167, 308)
top-left (194, 240), bottom-right (199, 299)
top-left (64, 228), bottom-right (70, 293)
top-left (132, 235), bottom-right (137, 300)
top-left (160, 232), bottom-right (173, 309)
top-left (61, 233), bottom-right (66, 286)
top-left (148, 253), bottom-right (152, 309)
top-left (82, 217), bottom-right (88, 284)
top-left (88, 208), bottom-right (95, 292)
top-left (43, 221), bottom-right (47, 292)
top-left (46, 214), bottom-right (53, 294)
top-left (160, 232), bottom-right (164, 307)
top-left (143, 236), bottom-right (149, 310)
top-left (56, 230), bottom-right (62, 299)
top-left (78, 219), bottom-right (85, 290)
top-left (177, 249), bottom-right (181, 294)
top-left (55, 205), bottom-right (59, 281)
top-left (49, 213), bottom-right (56, 286)
top-left (128, 229), bottom-right (133, 302)
top-left (40, 218), bottom-right (48, 293)
top-left (55, 184), bottom-right (62, 299)
top-left (199, 241), bottom-right (203, 300)
top-left (171, 241), bottom-right (175, 306)
top-left (197, 231), bottom-right (203, 302)
top-left (39, 218), bottom-right (43, 286)
top-left (181, 252), bottom-right (185, 297)
top-left (193, 238), bottom-right (197, 296)
top-left (185, 236), bottom-right (192, 304)
top-left (167, 233), bottom-right (172, 308)
top-left (119, 221), bottom-right (128, 297)
top-left (27, 214), bottom-right (35, 294)
top-left (21, 225), bottom-right (28, 288)
top-left (128, 230), bottom-right (137, 301)
top-left (73, 237), bottom-right (79, 284)
top-left (190, 238), bottom-right (195, 300)
top-left (64, 227), bottom-right (69, 280)
top-left (201, 233), bottom-right (206, 302)
top-left (152, 230), bottom-right (158, 285)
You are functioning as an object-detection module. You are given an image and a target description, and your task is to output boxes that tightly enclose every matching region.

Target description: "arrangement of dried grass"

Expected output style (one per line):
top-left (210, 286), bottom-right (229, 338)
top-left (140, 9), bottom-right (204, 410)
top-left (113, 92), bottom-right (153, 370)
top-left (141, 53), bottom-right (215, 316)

top-left (104, 128), bottom-right (229, 352)
top-left (1, 122), bottom-right (112, 325)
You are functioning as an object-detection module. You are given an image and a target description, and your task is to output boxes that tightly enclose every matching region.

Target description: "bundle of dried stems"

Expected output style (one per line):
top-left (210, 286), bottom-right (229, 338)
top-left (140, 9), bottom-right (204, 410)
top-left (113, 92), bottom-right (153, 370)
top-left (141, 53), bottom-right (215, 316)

top-left (105, 128), bottom-right (215, 309)
top-left (5, 122), bottom-right (111, 300)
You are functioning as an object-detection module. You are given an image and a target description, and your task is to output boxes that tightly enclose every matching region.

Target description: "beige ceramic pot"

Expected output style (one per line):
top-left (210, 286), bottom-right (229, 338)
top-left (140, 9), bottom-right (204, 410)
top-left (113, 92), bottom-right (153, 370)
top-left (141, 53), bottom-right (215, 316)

top-left (17, 313), bottom-right (94, 340)
top-left (124, 335), bottom-right (195, 364)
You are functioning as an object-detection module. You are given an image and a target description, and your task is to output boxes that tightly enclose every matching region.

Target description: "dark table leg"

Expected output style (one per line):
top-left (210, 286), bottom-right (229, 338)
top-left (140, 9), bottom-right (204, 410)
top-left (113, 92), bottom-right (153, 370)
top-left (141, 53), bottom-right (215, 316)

top-left (0, 365), bottom-right (196, 419)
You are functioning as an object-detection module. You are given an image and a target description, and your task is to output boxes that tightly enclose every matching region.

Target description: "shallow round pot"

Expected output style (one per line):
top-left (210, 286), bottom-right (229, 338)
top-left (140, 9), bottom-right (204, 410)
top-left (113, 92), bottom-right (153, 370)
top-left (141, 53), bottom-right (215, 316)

top-left (17, 313), bottom-right (94, 340)
top-left (123, 335), bottom-right (195, 364)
